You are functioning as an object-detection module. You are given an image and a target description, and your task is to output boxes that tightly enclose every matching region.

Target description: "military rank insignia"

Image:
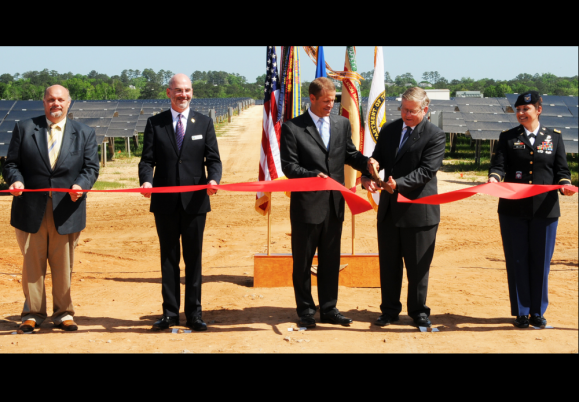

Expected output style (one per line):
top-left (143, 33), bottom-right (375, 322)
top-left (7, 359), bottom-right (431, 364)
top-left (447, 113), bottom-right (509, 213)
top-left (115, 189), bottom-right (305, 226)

top-left (516, 171), bottom-right (523, 179)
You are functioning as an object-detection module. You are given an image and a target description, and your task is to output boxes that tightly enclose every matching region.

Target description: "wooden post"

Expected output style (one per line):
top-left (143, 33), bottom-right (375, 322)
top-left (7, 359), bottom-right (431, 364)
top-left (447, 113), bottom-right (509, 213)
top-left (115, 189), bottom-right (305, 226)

top-left (267, 201), bottom-right (271, 256)
top-left (352, 213), bottom-right (356, 255)
top-left (103, 139), bottom-right (107, 167)
top-left (108, 137), bottom-right (115, 160)
top-left (125, 137), bottom-right (131, 158)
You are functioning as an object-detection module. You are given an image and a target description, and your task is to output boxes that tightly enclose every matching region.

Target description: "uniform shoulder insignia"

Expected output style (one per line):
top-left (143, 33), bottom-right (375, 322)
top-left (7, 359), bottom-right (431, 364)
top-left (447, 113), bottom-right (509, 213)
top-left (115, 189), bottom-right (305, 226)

top-left (502, 130), bottom-right (507, 132)
top-left (553, 128), bottom-right (561, 133)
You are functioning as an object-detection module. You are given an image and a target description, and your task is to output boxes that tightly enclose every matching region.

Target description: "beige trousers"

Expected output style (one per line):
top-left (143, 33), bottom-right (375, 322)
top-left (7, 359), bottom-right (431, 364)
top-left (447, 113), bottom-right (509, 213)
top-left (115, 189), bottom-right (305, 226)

top-left (15, 198), bottom-right (80, 325)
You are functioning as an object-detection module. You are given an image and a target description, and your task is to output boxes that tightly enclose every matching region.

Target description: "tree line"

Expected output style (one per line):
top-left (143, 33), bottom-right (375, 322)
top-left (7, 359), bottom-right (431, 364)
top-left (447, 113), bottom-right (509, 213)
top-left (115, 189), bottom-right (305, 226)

top-left (1, 68), bottom-right (577, 101)
top-left (358, 70), bottom-right (578, 98)
top-left (0, 69), bottom-right (265, 101)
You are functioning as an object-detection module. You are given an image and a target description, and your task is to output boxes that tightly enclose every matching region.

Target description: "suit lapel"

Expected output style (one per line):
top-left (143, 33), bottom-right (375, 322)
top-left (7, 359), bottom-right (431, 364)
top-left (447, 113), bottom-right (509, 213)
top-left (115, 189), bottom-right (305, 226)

top-left (179, 109), bottom-right (197, 156)
top-left (329, 115), bottom-right (339, 153)
top-left (53, 120), bottom-right (76, 171)
top-left (303, 112), bottom-right (328, 153)
top-left (163, 110), bottom-right (179, 156)
top-left (32, 118), bottom-right (51, 170)
top-left (395, 118), bottom-right (425, 163)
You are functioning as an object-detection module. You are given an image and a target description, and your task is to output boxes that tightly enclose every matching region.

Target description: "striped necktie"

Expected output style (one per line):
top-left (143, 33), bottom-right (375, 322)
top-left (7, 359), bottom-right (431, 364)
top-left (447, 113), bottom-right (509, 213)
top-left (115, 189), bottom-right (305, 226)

top-left (400, 126), bottom-right (413, 148)
top-left (48, 123), bottom-right (60, 169)
top-left (176, 114), bottom-right (185, 151)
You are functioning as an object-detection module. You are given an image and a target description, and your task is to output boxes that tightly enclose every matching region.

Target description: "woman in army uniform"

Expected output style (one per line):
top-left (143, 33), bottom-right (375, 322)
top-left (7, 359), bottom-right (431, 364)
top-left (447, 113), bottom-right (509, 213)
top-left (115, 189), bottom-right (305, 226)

top-left (488, 91), bottom-right (574, 329)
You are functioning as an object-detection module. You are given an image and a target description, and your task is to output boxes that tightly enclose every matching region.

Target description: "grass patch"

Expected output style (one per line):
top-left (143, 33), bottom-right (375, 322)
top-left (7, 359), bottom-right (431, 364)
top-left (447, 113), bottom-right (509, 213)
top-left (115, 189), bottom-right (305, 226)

top-left (119, 177), bottom-right (138, 183)
top-left (441, 134), bottom-right (491, 175)
top-left (92, 181), bottom-right (127, 190)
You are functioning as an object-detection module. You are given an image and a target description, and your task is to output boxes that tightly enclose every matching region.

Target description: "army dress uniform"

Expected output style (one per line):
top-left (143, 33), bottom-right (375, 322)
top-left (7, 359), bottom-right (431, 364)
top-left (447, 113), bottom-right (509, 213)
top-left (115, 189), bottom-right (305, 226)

top-left (489, 123), bottom-right (571, 320)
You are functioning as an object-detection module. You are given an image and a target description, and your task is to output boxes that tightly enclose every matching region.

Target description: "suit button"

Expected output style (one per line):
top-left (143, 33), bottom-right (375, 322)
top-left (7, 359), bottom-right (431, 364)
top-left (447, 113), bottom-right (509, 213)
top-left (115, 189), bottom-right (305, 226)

top-left (179, 160), bottom-right (182, 164)
top-left (529, 181), bottom-right (532, 183)
top-left (530, 151), bottom-right (534, 155)
top-left (529, 171), bottom-right (533, 174)
top-left (530, 161), bottom-right (533, 164)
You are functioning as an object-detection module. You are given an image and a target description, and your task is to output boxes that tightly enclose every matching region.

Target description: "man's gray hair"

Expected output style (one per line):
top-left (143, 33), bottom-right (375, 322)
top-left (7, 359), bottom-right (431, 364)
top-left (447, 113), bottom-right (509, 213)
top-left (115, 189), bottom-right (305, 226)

top-left (402, 87), bottom-right (430, 109)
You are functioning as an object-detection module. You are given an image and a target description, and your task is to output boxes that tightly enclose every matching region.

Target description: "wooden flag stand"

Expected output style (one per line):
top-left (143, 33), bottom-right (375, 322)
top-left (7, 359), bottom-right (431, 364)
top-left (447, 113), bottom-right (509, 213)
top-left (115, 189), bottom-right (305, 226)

top-left (254, 193), bottom-right (380, 288)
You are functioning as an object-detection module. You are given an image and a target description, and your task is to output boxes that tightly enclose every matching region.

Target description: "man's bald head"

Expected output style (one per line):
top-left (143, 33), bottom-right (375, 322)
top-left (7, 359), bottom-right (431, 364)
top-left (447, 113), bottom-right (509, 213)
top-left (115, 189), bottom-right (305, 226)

top-left (167, 73), bottom-right (193, 113)
top-left (44, 85), bottom-right (71, 101)
top-left (43, 85), bottom-right (71, 123)
top-left (168, 73), bottom-right (192, 88)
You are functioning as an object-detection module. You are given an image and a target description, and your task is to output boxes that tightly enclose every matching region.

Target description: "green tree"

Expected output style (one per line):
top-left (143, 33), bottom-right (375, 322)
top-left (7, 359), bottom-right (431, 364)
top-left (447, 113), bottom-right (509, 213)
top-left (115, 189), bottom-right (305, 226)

top-left (0, 73), bottom-right (14, 84)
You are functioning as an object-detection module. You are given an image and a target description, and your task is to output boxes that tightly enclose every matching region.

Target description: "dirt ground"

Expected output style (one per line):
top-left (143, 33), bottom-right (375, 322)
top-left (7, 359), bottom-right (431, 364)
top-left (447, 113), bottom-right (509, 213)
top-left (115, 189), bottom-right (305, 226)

top-left (1, 105), bottom-right (577, 354)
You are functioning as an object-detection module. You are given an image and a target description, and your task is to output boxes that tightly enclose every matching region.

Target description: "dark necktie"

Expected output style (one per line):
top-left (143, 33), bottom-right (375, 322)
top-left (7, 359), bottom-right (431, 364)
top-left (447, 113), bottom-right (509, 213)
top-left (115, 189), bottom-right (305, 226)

top-left (176, 114), bottom-right (184, 151)
top-left (400, 126), bottom-right (413, 148)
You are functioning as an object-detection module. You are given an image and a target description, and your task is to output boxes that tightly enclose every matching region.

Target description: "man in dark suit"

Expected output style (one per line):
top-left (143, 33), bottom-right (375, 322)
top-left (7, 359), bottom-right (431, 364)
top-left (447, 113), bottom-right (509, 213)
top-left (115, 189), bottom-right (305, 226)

top-left (361, 87), bottom-right (446, 328)
top-left (3, 85), bottom-right (99, 333)
top-left (280, 77), bottom-right (377, 328)
top-left (139, 73), bottom-right (222, 331)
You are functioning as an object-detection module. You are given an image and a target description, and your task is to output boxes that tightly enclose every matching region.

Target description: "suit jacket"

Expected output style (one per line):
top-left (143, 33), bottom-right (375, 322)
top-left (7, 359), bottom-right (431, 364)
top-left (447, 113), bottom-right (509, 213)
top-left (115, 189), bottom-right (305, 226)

top-left (2, 116), bottom-right (99, 234)
top-left (489, 124), bottom-right (570, 219)
top-left (138, 109), bottom-right (222, 215)
top-left (280, 111), bottom-right (369, 224)
top-left (369, 117), bottom-right (446, 227)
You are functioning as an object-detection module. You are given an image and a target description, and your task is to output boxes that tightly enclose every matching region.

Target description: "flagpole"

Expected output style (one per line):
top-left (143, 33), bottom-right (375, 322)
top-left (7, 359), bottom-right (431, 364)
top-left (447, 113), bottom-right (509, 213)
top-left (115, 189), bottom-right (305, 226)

top-left (352, 212), bottom-right (355, 255)
top-left (267, 201), bottom-right (271, 256)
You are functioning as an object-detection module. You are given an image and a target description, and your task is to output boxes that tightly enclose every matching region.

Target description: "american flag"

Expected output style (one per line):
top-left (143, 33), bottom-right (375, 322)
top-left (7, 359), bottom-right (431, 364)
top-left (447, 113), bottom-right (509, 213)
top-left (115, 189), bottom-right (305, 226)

top-left (255, 46), bottom-right (284, 215)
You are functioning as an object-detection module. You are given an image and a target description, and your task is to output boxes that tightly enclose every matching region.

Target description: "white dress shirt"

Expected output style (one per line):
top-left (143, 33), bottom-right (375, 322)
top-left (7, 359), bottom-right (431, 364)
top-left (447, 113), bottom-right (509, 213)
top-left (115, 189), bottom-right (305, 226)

top-left (523, 123), bottom-right (541, 146)
top-left (171, 107), bottom-right (190, 133)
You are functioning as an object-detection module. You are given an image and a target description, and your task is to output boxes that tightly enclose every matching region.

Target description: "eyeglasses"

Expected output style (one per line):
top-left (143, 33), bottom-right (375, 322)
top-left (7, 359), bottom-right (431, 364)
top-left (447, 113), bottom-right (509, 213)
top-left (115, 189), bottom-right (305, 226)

top-left (401, 107), bottom-right (423, 116)
top-left (170, 88), bottom-right (192, 95)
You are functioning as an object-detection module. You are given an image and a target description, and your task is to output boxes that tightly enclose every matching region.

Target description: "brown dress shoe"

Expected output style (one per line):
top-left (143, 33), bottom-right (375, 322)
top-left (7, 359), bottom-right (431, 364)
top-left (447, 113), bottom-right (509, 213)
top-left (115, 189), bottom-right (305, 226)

top-left (57, 320), bottom-right (78, 331)
top-left (17, 320), bottom-right (36, 334)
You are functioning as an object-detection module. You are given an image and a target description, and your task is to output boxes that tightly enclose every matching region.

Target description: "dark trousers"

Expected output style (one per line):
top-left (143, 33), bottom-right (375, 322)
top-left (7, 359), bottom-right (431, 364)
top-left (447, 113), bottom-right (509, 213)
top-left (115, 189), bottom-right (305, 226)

top-left (377, 206), bottom-right (438, 319)
top-left (291, 201), bottom-right (342, 317)
top-left (154, 204), bottom-right (206, 321)
top-left (498, 214), bottom-right (558, 317)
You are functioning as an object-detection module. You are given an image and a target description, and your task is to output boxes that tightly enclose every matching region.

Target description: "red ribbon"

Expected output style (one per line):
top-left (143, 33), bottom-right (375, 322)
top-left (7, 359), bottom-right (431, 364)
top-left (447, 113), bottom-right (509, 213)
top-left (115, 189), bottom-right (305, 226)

top-left (398, 182), bottom-right (578, 205)
top-left (0, 177), bottom-right (374, 215)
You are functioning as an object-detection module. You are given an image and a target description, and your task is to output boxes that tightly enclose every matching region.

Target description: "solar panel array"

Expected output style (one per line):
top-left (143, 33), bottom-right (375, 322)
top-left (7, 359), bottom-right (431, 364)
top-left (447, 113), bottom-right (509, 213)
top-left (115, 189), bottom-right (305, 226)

top-left (447, 95), bottom-right (579, 154)
top-left (0, 97), bottom-right (253, 157)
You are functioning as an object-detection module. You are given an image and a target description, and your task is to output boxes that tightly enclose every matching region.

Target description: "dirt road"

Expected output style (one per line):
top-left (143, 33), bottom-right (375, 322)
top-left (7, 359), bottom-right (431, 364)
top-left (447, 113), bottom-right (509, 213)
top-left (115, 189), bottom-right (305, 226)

top-left (1, 105), bottom-right (577, 353)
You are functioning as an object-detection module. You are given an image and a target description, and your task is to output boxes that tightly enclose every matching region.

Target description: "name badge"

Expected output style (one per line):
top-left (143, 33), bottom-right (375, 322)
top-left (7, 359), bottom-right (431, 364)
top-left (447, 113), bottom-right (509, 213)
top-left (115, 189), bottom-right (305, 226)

top-left (192, 135), bottom-right (203, 141)
top-left (513, 141), bottom-right (525, 150)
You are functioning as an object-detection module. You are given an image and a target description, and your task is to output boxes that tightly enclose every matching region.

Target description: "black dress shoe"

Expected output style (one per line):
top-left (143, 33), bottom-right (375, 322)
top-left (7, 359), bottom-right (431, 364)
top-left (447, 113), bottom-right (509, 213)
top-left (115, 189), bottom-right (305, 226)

top-left (152, 316), bottom-right (179, 330)
top-left (413, 317), bottom-right (432, 328)
top-left (514, 315), bottom-right (529, 328)
top-left (529, 315), bottom-right (547, 328)
top-left (320, 312), bottom-right (353, 326)
top-left (186, 317), bottom-right (207, 331)
top-left (299, 315), bottom-right (316, 329)
top-left (375, 315), bottom-right (399, 327)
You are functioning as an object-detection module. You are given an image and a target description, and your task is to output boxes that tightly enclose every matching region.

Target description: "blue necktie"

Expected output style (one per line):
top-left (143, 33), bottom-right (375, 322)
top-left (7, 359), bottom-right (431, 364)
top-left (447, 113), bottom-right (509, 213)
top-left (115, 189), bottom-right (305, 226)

top-left (400, 126), bottom-right (413, 148)
top-left (176, 114), bottom-right (185, 151)
top-left (318, 118), bottom-right (330, 149)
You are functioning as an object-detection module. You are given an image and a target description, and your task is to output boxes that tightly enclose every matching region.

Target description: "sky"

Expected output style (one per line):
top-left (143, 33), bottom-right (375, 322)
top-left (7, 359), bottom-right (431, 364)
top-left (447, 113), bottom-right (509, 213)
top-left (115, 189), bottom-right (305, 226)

top-left (1, 46), bottom-right (577, 83)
